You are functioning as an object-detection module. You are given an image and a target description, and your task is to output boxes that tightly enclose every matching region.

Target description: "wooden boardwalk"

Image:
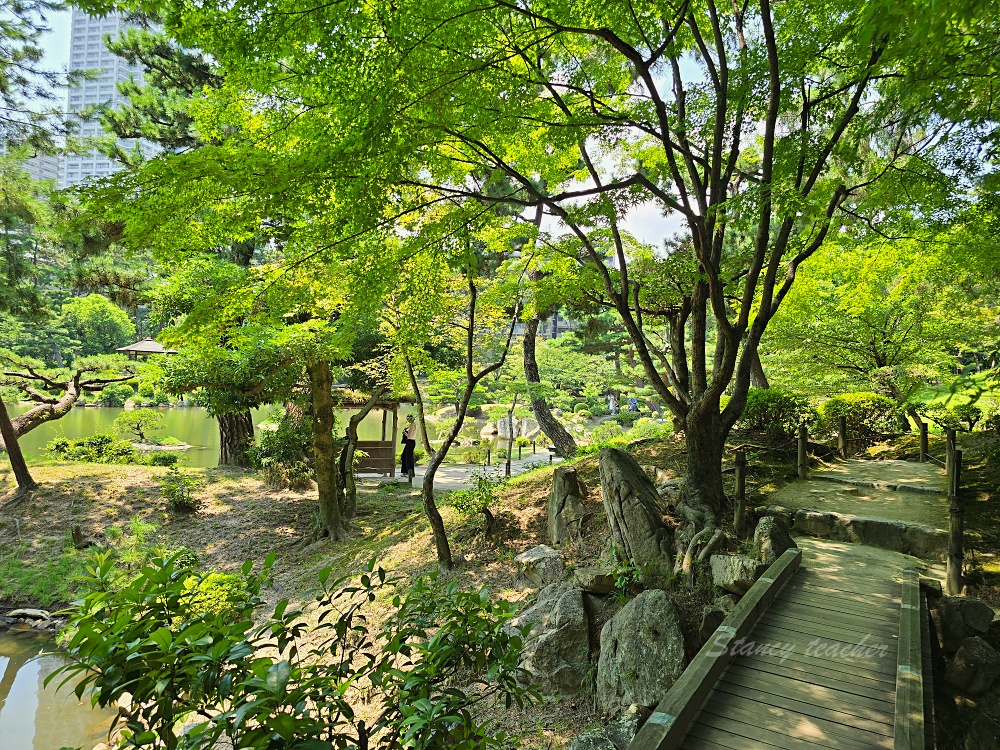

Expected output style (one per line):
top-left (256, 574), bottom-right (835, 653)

top-left (631, 550), bottom-right (931, 750)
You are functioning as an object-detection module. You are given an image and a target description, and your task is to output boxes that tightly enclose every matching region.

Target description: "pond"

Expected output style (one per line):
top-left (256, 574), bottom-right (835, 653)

top-left (0, 632), bottom-right (114, 750)
top-left (8, 404), bottom-right (416, 469)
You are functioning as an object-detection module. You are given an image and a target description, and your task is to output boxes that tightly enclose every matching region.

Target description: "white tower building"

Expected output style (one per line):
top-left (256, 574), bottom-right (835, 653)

top-left (60, 9), bottom-right (146, 187)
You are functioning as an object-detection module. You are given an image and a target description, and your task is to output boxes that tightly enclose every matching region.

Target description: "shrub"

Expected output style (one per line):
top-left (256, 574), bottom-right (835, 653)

top-left (260, 459), bottom-right (313, 490)
top-left (52, 555), bottom-right (535, 750)
top-left (576, 409), bottom-right (592, 419)
top-left (249, 407), bottom-right (313, 488)
top-left (114, 408), bottom-right (165, 442)
top-left (182, 572), bottom-right (250, 619)
top-left (161, 466), bottom-right (201, 512)
top-left (451, 469), bottom-right (507, 533)
top-left (626, 417), bottom-right (673, 442)
top-left (99, 383), bottom-right (135, 407)
top-left (573, 402), bottom-right (590, 415)
top-left (148, 452), bottom-right (180, 467)
top-left (615, 411), bottom-right (641, 427)
top-left (514, 437), bottom-right (531, 448)
top-left (737, 388), bottom-right (816, 436)
top-left (47, 433), bottom-right (143, 464)
top-left (462, 445), bottom-right (488, 464)
top-left (819, 392), bottom-right (899, 437)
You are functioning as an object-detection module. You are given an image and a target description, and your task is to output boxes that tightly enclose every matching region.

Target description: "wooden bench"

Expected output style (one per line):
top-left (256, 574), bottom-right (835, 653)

top-left (355, 440), bottom-right (396, 477)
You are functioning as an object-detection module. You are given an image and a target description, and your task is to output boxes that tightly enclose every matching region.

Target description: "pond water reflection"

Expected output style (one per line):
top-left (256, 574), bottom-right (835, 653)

top-left (0, 632), bottom-right (114, 750)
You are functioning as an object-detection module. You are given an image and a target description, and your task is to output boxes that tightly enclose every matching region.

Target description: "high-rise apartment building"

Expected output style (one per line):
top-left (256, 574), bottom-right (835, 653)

top-left (60, 9), bottom-right (146, 188)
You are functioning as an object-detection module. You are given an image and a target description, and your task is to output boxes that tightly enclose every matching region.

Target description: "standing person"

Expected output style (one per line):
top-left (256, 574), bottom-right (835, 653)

top-left (400, 414), bottom-right (417, 480)
top-left (628, 396), bottom-right (639, 413)
top-left (608, 394), bottom-right (618, 415)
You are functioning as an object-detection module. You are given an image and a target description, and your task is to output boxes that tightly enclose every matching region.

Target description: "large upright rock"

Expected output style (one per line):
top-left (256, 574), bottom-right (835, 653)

top-left (754, 516), bottom-right (796, 565)
top-left (599, 448), bottom-right (672, 574)
top-left (550, 465), bottom-right (588, 545)
top-left (597, 589), bottom-right (685, 714)
top-left (509, 582), bottom-right (590, 695)
top-left (945, 637), bottom-right (1000, 696)
top-left (710, 554), bottom-right (767, 595)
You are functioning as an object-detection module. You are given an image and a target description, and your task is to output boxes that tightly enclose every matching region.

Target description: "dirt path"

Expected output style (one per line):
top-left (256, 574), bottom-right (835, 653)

top-left (769, 458), bottom-right (950, 528)
top-left (360, 453), bottom-right (565, 492)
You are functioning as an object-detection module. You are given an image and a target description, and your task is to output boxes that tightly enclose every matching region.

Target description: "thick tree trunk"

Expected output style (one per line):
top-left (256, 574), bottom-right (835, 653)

top-left (750, 351), bottom-right (770, 390)
top-left (681, 400), bottom-right (725, 528)
top-left (0, 394), bottom-right (37, 495)
top-left (523, 317), bottom-right (577, 457)
top-left (217, 411), bottom-right (254, 467)
top-left (307, 360), bottom-right (344, 539)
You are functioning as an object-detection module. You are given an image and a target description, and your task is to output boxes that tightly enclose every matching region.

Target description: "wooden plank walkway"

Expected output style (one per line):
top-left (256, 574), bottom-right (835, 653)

top-left (631, 551), bottom-right (930, 750)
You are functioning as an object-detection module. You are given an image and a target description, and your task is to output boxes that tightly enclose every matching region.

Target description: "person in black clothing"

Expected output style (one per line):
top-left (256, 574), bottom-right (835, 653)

top-left (400, 414), bottom-right (417, 479)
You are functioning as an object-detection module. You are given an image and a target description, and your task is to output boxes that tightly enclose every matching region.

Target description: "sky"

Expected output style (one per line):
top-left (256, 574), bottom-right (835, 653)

top-left (40, 9), bottom-right (71, 72)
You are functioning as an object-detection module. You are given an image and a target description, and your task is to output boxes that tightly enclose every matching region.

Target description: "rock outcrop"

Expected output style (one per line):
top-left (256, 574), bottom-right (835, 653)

top-left (549, 465), bottom-right (588, 545)
top-left (710, 554), bottom-right (767, 595)
top-left (933, 596), bottom-right (995, 653)
top-left (596, 589), bottom-right (685, 714)
top-left (510, 582), bottom-right (590, 695)
top-left (514, 544), bottom-right (565, 585)
top-left (599, 448), bottom-right (672, 576)
top-left (945, 637), bottom-right (1000, 696)
top-left (754, 516), bottom-right (796, 565)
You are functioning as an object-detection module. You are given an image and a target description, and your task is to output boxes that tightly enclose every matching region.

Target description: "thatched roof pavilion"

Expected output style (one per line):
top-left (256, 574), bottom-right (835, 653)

top-left (116, 337), bottom-right (179, 360)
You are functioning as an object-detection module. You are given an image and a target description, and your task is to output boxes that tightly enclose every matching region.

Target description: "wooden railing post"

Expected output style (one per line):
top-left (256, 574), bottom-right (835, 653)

top-left (486, 447), bottom-right (491, 466)
top-left (918, 421), bottom-right (928, 463)
top-left (532, 441), bottom-right (536, 454)
top-left (518, 443), bottom-right (522, 460)
top-left (945, 428), bottom-right (956, 485)
top-left (946, 448), bottom-right (964, 596)
top-left (837, 416), bottom-right (848, 458)
top-left (797, 425), bottom-right (808, 479)
top-left (734, 449), bottom-right (747, 538)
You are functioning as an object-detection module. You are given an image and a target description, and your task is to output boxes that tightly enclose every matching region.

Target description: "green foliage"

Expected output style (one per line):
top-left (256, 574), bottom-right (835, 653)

top-left (737, 389), bottom-right (816, 437)
top-left (105, 516), bottom-right (162, 574)
top-left (462, 445), bottom-right (488, 464)
top-left (47, 432), bottom-right (143, 464)
top-left (614, 411), bottom-right (641, 428)
top-left (148, 452), bottom-right (180, 467)
top-left (99, 382), bottom-right (136, 406)
top-left (59, 294), bottom-right (136, 358)
top-left (608, 546), bottom-right (648, 604)
top-left (249, 407), bottom-right (314, 489)
top-left (181, 572), bottom-right (250, 619)
top-left (161, 466), bottom-right (201, 512)
top-left (626, 417), bottom-right (673, 442)
top-left (450, 469), bottom-right (506, 531)
top-left (578, 422), bottom-right (629, 455)
top-left (53, 555), bottom-right (535, 750)
top-left (819, 392), bottom-right (900, 437)
top-left (914, 401), bottom-right (983, 432)
top-left (114, 407), bottom-right (165, 441)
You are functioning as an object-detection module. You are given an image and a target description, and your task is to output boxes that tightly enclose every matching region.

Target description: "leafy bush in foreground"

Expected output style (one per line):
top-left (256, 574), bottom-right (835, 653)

top-left (52, 555), bottom-right (535, 750)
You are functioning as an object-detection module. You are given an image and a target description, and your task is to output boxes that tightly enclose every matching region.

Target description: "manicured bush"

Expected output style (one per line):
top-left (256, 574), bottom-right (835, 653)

top-left (450, 469), bottom-right (507, 534)
top-left (462, 445), bottom-right (488, 464)
top-left (626, 417), bottom-right (673, 442)
top-left (737, 388), bottom-right (816, 436)
top-left (47, 433), bottom-right (143, 464)
top-left (99, 382), bottom-right (135, 407)
top-left (819, 392), bottom-right (899, 436)
top-left (615, 411), bottom-right (641, 427)
top-left (182, 572), bottom-right (250, 619)
top-left (572, 402), bottom-right (590, 415)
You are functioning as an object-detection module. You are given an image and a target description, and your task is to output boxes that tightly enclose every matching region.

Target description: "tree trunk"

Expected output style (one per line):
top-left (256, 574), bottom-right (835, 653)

top-left (0, 394), bottom-right (38, 495)
top-left (750, 351), bottom-right (770, 390)
top-left (505, 394), bottom-right (517, 477)
top-left (405, 357), bottom-right (434, 455)
top-left (681, 400), bottom-right (725, 528)
top-left (405, 355), bottom-right (453, 568)
top-left (522, 316), bottom-right (577, 456)
top-left (217, 411), bottom-right (255, 467)
top-left (342, 390), bottom-right (383, 519)
top-left (307, 360), bottom-right (344, 539)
